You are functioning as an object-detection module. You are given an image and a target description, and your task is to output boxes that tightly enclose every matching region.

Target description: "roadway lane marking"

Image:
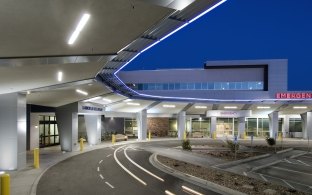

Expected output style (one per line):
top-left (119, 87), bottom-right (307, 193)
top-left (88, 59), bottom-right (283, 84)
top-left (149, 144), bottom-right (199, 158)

top-left (105, 181), bottom-right (115, 189)
top-left (97, 167), bottom-right (100, 172)
top-left (259, 174), bottom-right (268, 182)
top-left (99, 174), bottom-right (104, 180)
top-left (271, 166), bottom-right (312, 176)
top-left (243, 172), bottom-right (247, 176)
top-left (124, 147), bottom-right (164, 182)
top-left (284, 159), bottom-right (292, 164)
top-left (297, 160), bottom-right (310, 166)
top-left (165, 190), bottom-right (176, 195)
top-left (106, 154), bottom-right (112, 158)
top-left (182, 186), bottom-right (204, 195)
top-left (99, 160), bottom-right (103, 164)
top-left (114, 146), bottom-right (147, 186)
top-left (282, 179), bottom-right (295, 189)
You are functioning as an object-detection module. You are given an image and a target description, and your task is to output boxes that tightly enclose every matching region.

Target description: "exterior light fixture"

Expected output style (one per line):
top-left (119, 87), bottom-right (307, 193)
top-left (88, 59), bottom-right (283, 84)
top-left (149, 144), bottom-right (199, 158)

top-left (257, 106), bottom-right (271, 109)
top-left (102, 98), bottom-right (112, 103)
top-left (127, 102), bottom-right (140, 106)
top-left (195, 106), bottom-right (207, 109)
top-left (27, 91), bottom-right (31, 95)
top-left (124, 99), bottom-right (133, 102)
top-left (57, 71), bottom-right (63, 82)
top-left (76, 89), bottom-right (88, 96)
top-left (224, 106), bottom-right (237, 109)
top-left (163, 104), bottom-right (176, 108)
top-left (84, 96), bottom-right (100, 102)
top-left (68, 13), bottom-right (90, 45)
top-left (293, 106), bottom-right (307, 109)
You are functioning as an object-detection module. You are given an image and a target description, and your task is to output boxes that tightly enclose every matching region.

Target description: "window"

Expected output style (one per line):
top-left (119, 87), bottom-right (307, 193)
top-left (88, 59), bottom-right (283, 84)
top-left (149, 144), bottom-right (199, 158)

top-left (39, 115), bottom-right (59, 148)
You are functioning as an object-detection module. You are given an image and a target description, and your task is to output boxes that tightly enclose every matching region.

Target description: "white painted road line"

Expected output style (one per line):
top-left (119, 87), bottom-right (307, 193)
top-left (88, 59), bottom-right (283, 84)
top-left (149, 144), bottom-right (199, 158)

top-left (271, 166), bottom-right (312, 176)
top-left (99, 160), bottom-right (103, 164)
top-left (114, 146), bottom-right (147, 186)
top-left (182, 186), bottom-right (204, 195)
top-left (97, 167), bottom-right (100, 172)
top-left (282, 179), bottom-right (295, 189)
top-left (165, 190), bottom-right (176, 195)
top-left (243, 172), bottom-right (247, 176)
top-left (99, 174), bottom-right (104, 180)
top-left (124, 146), bottom-right (164, 182)
top-left (106, 154), bottom-right (112, 158)
top-left (105, 181), bottom-right (115, 189)
top-left (284, 159), bottom-right (292, 164)
top-left (297, 160), bottom-right (310, 166)
top-left (259, 174), bottom-right (268, 182)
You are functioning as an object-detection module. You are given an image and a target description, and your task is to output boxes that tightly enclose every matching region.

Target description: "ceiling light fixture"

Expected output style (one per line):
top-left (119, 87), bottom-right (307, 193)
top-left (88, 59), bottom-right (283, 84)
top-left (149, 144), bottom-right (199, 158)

top-left (27, 91), bottom-right (30, 95)
top-left (76, 89), bottom-right (88, 96)
top-left (127, 102), bottom-right (140, 106)
top-left (163, 104), bottom-right (176, 108)
top-left (195, 106), bottom-right (207, 109)
top-left (257, 106), bottom-right (271, 109)
top-left (293, 106), bottom-right (307, 109)
top-left (83, 96), bottom-right (100, 102)
top-left (102, 98), bottom-right (112, 103)
top-left (68, 13), bottom-right (90, 45)
top-left (124, 99), bottom-right (133, 102)
top-left (224, 106), bottom-right (237, 109)
top-left (57, 71), bottom-right (63, 82)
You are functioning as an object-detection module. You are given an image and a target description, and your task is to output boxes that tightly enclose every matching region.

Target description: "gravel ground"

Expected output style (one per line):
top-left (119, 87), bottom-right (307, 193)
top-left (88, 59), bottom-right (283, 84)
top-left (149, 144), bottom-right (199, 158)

top-left (157, 155), bottom-right (306, 195)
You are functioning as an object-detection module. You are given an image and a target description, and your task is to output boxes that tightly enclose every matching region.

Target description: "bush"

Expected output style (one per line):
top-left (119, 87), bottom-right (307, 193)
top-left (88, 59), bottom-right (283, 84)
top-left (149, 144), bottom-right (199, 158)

top-left (266, 137), bottom-right (276, 146)
top-left (182, 139), bottom-right (192, 151)
top-left (226, 139), bottom-right (239, 153)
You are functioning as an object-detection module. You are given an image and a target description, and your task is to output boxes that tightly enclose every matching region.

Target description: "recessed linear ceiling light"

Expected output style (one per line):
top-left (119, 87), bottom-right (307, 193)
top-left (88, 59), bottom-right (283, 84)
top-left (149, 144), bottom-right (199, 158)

top-left (224, 106), bottom-right (237, 109)
top-left (163, 104), bottom-right (176, 108)
top-left (83, 96), bottom-right (100, 102)
top-left (76, 89), bottom-right (88, 96)
top-left (68, 13), bottom-right (90, 45)
top-left (257, 106), bottom-right (271, 109)
top-left (102, 98), bottom-right (112, 103)
top-left (127, 102), bottom-right (140, 106)
top-left (124, 99), bottom-right (133, 102)
top-left (195, 106), bottom-right (207, 109)
top-left (293, 106), bottom-right (308, 109)
top-left (57, 71), bottom-right (63, 82)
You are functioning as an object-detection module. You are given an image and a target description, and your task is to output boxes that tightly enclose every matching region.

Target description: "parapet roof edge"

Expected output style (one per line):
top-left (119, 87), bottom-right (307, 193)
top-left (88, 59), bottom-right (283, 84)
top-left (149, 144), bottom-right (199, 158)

top-left (205, 59), bottom-right (288, 66)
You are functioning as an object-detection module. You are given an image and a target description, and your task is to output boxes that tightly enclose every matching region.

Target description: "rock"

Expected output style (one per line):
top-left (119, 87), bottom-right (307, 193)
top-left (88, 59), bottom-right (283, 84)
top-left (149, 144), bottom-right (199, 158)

top-left (242, 184), bottom-right (254, 190)
top-left (263, 189), bottom-right (277, 195)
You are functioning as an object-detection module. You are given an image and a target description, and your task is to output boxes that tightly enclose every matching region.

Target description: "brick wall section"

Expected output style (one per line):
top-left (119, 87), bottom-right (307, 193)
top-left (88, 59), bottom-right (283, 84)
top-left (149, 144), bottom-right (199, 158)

top-left (147, 118), bottom-right (169, 137)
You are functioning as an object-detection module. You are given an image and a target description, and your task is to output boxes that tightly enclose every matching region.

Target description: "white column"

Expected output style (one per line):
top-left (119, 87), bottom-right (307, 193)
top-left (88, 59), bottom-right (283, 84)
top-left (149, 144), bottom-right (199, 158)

top-left (210, 116), bottom-right (217, 138)
top-left (30, 113), bottom-right (40, 150)
top-left (137, 109), bottom-right (147, 140)
top-left (189, 117), bottom-right (192, 133)
top-left (238, 117), bottom-right (246, 138)
top-left (269, 111), bottom-right (279, 138)
top-left (282, 115), bottom-right (290, 138)
top-left (84, 115), bottom-right (101, 145)
top-left (0, 93), bottom-right (26, 170)
top-left (177, 111), bottom-right (186, 140)
top-left (301, 112), bottom-right (312, 139)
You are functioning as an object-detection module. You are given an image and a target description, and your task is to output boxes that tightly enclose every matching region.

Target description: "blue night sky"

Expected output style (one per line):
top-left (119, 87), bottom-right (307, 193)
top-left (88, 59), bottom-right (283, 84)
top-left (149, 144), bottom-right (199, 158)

top-left (124, 0), bottom-right (312, 91)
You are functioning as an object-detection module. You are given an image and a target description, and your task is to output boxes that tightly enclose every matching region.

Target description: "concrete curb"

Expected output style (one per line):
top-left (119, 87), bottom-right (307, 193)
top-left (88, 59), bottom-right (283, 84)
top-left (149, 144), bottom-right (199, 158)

top-left (290, 151), bottom-right (308, 159)
top-left (214, 153), bottom-right (271, 169)
top-left (149, 153), bottom-right (246, 195)
top-left (276, 148), bottom-right (293, 154)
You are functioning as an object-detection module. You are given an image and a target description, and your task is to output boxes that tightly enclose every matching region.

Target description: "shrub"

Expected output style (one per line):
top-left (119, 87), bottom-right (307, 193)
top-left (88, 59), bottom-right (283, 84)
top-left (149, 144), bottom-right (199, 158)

top-left (182, 139), bottom-right (192, 151)
top-left (226, 139), bottom-right (239, 153)
top-left (266, 137), bottom-right (276, 146)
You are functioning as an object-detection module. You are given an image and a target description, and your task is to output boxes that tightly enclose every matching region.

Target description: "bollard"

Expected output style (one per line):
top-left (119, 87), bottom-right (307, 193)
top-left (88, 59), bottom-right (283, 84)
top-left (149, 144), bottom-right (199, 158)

top-left (244, 132), bottom-right (247, 140)
top-left (278, 132), bottom-right (282, 140)
top-left (112, 134), bottom-right (115, 145)
top-left (79, 138), bottom-right (84, 152)
top-left (34, 148), bottom-right (40, 169)
top-left (148, 131), bottom-right (151, 141)
top-left (213, 132), bottom-right (216, 139)
top-left (183, 131), bottom-right (187, 140)
top-left (1, 174), bottom-right (10, 195)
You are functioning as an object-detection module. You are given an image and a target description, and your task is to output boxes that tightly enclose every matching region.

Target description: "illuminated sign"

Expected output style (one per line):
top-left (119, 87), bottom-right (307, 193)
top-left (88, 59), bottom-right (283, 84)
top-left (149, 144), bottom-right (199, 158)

top-left (206, 110), bottom-right (252, 118)
top-left (276, 93), bottom-right (312, 99)
top-left (82, 106), bottom-right (103, 111)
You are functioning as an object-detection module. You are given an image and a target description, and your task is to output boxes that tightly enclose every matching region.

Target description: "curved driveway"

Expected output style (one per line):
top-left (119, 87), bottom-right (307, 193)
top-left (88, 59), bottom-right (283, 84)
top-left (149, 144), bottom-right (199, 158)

top-left (37, 141), bottom-right (220, 195)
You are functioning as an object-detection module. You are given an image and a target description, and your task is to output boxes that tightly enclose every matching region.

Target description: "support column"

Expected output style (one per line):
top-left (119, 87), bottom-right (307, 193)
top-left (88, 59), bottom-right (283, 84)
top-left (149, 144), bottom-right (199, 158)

top-left (55, 103), bottom-right (78, 152)
top-left (269, 111), bottom-right (279, 138)
top-left (282, 115), bottom-right (290, 138)
top-left (177, 111), bottom-right (186, 140)
top-left (189, 118), bottom-right (192, 133)
top-left (301, 112), bottom-right (312, 139)
top-left (0, 93), bottom-right (26, 170)
top-left (210, 116), bottom-right (217, 138)
top-left (238, 117), bottom-right (246, 139)
top-left (137, 109), bottom-right (147, 141)
top-left (84, 115), bottom-right (101, 145)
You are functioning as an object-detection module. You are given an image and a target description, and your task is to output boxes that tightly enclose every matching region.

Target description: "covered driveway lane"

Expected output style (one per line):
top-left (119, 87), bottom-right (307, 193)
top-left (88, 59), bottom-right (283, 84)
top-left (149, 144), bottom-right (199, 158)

top-left (37, 144), bottom-right (219, 195)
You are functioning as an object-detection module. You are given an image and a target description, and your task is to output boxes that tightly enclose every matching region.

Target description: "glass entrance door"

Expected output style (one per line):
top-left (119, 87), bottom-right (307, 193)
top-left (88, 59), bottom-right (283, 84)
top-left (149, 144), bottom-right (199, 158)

top-left (216, 118), bottom-right (234, 136)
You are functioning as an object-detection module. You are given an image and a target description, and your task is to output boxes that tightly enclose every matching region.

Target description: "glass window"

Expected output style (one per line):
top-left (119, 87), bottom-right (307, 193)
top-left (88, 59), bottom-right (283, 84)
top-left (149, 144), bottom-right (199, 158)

top-left (229, 82), bottom-right (235, 90)
top-left (201, 83), bottom-right (207, 90)
top-left (195, 83), bottom-right (201, 90)
top-left (39, 124), bottom-right (44, 136)
top-left (155, 83), bottom-right (162, 90)
top-left (181, 83), bottom-right (187, 90)
top-left (174, 83), bottom-right (180, 90)
top-left (246, 118), bottom-right (257, 136)
top-left (50, 116), bottom-right (55, 121)
top-left (256, 82), bottom-right (263, 90)
top-left (138, 84), bottom-right (143, 90)
top-left (208, 82), bottom-right (214, 90)
top-left (45, 124), bottom-right (49, 135)
top-left (221, 82), bottom-right (229, 90)
top-left (163, 83), bottom-right (168, 90)
top-left (235, 82), bottom-right (242, 90)
top-left (214, 82), bottom-right (222, 90)
top-left (241, 82), bottom-right (248, 90)
top-left (39, 116), bottom-right (44, 121)
top-left (55, 136), bottom-right (59, 144)
top-left (169, 83), bottom-right (174, 90)
top-left (143, 83), bottom-right (148, 90)
top-left (50, 124), bottom-right (55, 135)
top-left (50, 136), bottom-right (54, 144)
top-left (55, 125), bottom-right (59, 135)
top-left (187, 83), bottom-right (195, 90)
top-left (148, 83), bottom-right (155, 90)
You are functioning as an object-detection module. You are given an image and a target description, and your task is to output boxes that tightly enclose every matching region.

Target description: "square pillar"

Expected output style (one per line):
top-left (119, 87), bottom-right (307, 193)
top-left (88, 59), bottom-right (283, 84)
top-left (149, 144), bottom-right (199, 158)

top-left (301, 112), bottom-right (312, 139)
top-left (282, 115), bottom-right (290, 138)
top-left (269, 111), bottom-right (279, 138)
top-left (84, 115), bottom-right (101, 145)
top-left (137, 109), bottom-right (147, 141)
top-left (177, 111), bottom-right (186, 140)
top-left (210, 116), bottom-right (217, 138)
top-left (0, 93), bottom-right (26, 170)
top-left (238, 117), bottom-right (246, 138)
